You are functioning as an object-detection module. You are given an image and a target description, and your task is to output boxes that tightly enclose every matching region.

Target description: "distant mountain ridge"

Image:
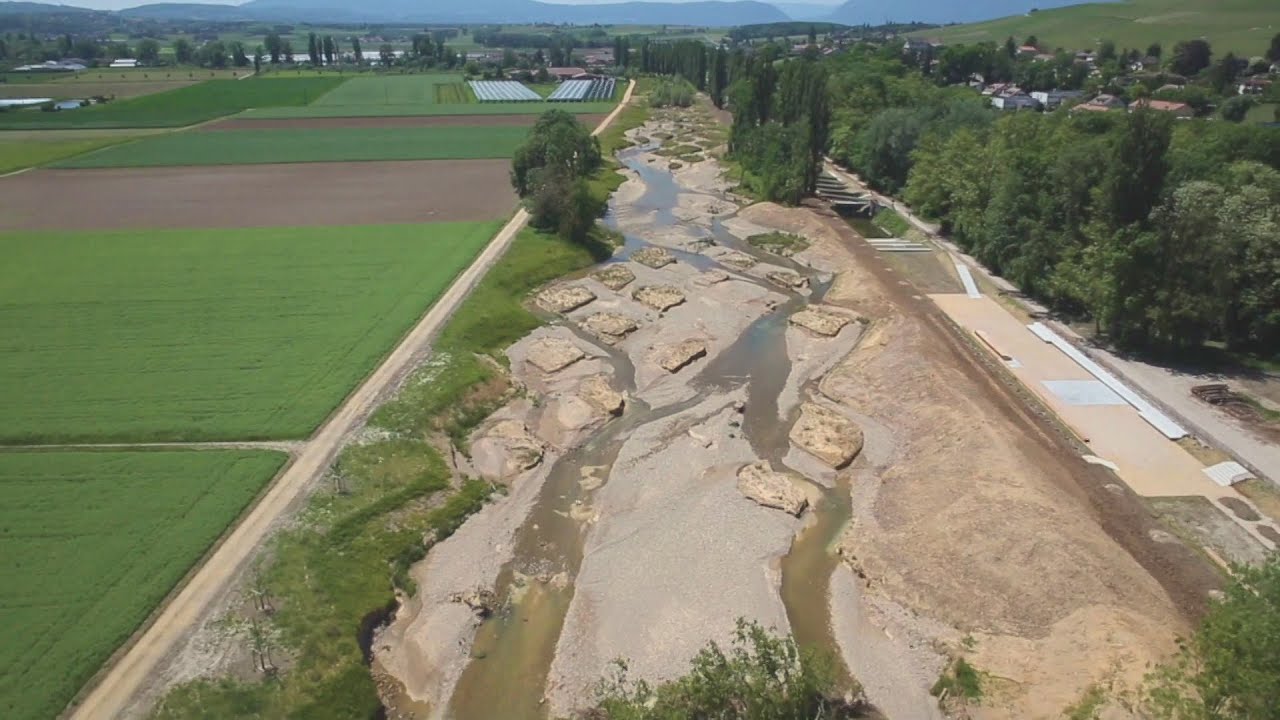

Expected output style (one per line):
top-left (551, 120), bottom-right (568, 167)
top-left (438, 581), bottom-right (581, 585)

top-left (1, 0), bottom-right (1107, 27)
top-left (113, 0), bottom-right (792, 25)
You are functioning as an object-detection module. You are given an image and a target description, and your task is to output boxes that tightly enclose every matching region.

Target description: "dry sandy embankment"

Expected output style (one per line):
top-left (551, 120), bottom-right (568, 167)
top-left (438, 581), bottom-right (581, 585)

top-left (746, 200), bottom-right (1214, 719)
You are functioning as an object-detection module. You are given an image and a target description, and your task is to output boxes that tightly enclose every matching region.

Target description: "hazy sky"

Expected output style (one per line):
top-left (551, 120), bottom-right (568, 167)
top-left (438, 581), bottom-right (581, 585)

top-left (26, 0), bottom-right (844, 11)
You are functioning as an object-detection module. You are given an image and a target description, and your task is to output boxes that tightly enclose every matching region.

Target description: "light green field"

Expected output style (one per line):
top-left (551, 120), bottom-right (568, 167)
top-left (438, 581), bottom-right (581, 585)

top-left (312, 73), bottom-right (464, 106)
top-left (242, 99), bottom-right (617, 119)
top-left (54, 125), bottom-right (530, 167)
top-left (0, 449), bottom-right (287, 720)
top-left (0, 136), bottom-right (135, 174)
top-left (917, 0), bottom-right (1280, 58)
top-left (0, 222), bottom-right (500, 444)
top-left (0, 77), bottom-right (344, 130)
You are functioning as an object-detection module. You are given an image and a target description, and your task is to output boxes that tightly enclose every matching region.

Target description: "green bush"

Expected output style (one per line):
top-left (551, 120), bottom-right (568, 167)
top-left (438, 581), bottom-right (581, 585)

top-left (649, 77), bottom-right (696, 108)
top-left (574, 619), bottom-right (868, 719)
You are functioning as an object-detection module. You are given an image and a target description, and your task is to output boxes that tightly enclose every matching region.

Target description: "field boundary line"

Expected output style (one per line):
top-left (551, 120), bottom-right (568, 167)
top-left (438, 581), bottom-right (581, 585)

top-left (65, 78), bottom-right (637, 720)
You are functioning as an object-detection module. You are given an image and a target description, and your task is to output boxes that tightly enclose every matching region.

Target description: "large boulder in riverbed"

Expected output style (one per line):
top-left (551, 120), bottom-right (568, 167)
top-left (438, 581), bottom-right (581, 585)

top-left (582, 313), bottom-right (639, 345)
top-left (470, 419), bottom-right (545, 482)
top-left (537, 285), bottom-right (596, 314)
top-left (525, 337), bottom-right (586, 374)
top-left (718, 251), bottom-right (757, 271)
top-left (633, 285), bottom-right (686, 312)
top-left (578, 375), bottom-right (625, 416)
top-left (631, 246), bottom-right (676, 269)
top-left (767, 271), bottom-right (808, 291)
top-left (737, 461), bottom-right (809, 517)
top-left (789, 307), bottom-right (851, 337)
top-left (593, 265), bottom-right (636, 291)
top-left (789, 402), bottom-right (863, 469)
top-left (653, 340), bottom-right (707, 373)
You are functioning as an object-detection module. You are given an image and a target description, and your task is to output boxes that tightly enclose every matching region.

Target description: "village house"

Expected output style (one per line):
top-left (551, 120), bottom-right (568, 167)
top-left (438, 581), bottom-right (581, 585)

top-left (1072, 93), bottom-right (1127, 112)
top-left (1030, 89), bottom-right (1084, 109)
top-left (1130, 98), bottom-right (1194, 118)
top-left (1239, 76), bottom-right (1273, 95)
top-left (991, 93), bottom-right (1041, 111)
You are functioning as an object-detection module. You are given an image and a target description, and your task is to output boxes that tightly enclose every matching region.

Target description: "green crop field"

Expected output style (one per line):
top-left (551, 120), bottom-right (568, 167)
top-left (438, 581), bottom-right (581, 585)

top-left (0, 136), bottom-right (135, 174)
top-left (241, 98), bottom-right (616, 119)
top-left (917, 0), bottom-right (1280, 58)
top-left (54, 125), bottom-right (530, 167)
top-left (0, 76), bottom-right (345, 130)
top-left (0, 449), bottom-right (286, 720)
top-left (0, 222), bottom-right (500, 444)
top-left (312, 73), bottom-right (464, 106)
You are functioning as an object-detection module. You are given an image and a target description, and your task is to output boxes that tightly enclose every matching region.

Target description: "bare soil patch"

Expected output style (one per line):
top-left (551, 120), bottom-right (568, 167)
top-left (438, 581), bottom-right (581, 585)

top-left (202, 114), bottom-right (605, 132)
top-left (1149, 496), bottom-right (1269, 566)
top-left (0, 160), bottom-right (516, 231)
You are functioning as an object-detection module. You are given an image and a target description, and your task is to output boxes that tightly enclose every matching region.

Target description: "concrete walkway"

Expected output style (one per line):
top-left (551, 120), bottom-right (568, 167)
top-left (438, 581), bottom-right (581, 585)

top-left (934, 294), bottom-right (1277, 551)
top-left (823, 161), bottom-right (1279, 487)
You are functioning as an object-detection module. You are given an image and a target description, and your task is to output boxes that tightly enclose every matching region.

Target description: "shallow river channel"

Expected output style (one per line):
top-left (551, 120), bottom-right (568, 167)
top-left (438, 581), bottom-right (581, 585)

top-left (440, 146), bottom-right (856, 719)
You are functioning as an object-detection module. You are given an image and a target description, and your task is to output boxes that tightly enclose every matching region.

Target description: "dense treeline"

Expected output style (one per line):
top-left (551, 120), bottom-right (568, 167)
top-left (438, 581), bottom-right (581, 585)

top-left (808, 41), bottom-right (1279, 354)
top-left (906, 110), bottom-right (1279, 351)
top-left (727, 49), bottom-right (831, 204)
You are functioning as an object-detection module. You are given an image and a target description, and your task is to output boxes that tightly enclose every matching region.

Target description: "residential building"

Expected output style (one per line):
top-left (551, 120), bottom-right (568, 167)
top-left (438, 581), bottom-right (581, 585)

top-left (1072, 94), bottom-right (1127, 112)
top-left (991, 93), bottom-right (1042, 111)
top-left (1239, 76), bottom-right (1273, 95)
top-left (1130, 98), bottom-right (1194, 118)
top-left (1030, 89), bottom-right (1083, 109)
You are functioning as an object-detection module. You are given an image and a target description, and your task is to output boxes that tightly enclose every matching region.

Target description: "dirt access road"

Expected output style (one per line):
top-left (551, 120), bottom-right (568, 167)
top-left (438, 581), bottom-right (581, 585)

top-left (65, 80), bottom-right (635, 720)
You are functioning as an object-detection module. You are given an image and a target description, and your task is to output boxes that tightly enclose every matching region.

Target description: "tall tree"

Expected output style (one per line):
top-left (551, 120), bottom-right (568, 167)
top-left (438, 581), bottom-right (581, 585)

top-left (1170, 39), bottom-right (1212, 76)
top-left (136, 38), bottom-right (160, 64)
top-left (307, 32), bottom-right (320, 65)
top-left (264, 33), bottom-right (281, 64)
top-left (172, 37), bottom-right (193, 65)
top-left (1267, 32), bottom-right (1280, 63)
top-left (322, 35), bottom-right (335, 65)
top-left (229, 41), bottom-right (248, 68)
top-left (253, 46), bottom-right (262, 74)
top-left (350, 36), bottom-right (362, 65)
top-left (1100, 108), bottom-right (1173, 228)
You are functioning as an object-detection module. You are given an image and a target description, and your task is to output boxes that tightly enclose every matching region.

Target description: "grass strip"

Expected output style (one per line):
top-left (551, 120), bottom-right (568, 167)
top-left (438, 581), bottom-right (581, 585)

top-left (0, 77), bottom-right (345, 130)
top-left (0, 136), bottom-right (134, 174)
top-left (149, 89), bottom-right (652, 720)
top-left (0, 449), bottom-right (286, 720)
top-left (0, 222), bottom-right (499, 444)
top-left (55, 125), bottom-right (531, 168)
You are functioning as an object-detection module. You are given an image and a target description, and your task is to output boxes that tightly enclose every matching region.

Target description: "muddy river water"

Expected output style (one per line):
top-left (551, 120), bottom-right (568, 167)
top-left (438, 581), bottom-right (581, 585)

top-left (435, 147), bottom-right (858, 719)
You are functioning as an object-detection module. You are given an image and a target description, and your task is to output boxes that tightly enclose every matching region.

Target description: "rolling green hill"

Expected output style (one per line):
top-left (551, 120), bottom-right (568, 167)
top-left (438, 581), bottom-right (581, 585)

top-left (915, 0), bottom-right (1279, 59)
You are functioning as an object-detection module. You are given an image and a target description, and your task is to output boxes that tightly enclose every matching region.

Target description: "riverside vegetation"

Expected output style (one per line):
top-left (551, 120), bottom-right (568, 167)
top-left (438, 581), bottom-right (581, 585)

top-left (149, 90), bottom-right (638, 720)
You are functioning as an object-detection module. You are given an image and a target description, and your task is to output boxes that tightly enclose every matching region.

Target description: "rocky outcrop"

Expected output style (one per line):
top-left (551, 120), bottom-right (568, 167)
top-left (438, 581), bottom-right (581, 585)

top-left (790, 307), bottom-right (852, 337)
top-left (633, 285), bottom-right (686, 312)
top-left (653, 340), bottom-right (708, 373)
top-left (736, 462), bottom-right (809, 517)
top-left (537, 285), bottom-right (596, 314)
top-left (578, 375), bottom-right (625, 416)
top-left (789, 402), bottom-right (863, 469)
top-left (631, 246), bottom-right (676, 269)
top-left (767, 271), bottom-right (808, 291)
top-left (693, 269), bottom-right (730, 286)
top-left (593, 265), bottom-right (636, 291)
top-left (718, 251), bottom-right (757, 270)
top-left (470, 420), bottom-right (544, 481)
top-left (450, 587), bottom-right (497, 618)
top-left (525, 337), bottom-right (586, 374)
top-left (583, 312), bottom-right (639, 345)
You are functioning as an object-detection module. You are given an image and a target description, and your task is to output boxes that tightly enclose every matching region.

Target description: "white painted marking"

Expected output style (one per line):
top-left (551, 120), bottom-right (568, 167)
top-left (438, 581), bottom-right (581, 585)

top-left (955, 262), bottom-right (981, 298)
top-left (1027, 322), bottom-right (1188, 439)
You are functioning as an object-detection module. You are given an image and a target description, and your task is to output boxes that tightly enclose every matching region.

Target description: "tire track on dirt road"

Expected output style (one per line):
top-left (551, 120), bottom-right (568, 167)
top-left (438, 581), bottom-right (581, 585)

top-left (66, 79), bottom-right (635, 720)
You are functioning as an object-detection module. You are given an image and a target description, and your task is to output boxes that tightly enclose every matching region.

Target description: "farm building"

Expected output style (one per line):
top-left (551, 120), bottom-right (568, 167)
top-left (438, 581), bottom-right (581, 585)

top-left (109, 59), bottom-right (141, 69)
